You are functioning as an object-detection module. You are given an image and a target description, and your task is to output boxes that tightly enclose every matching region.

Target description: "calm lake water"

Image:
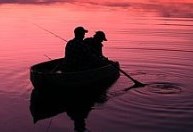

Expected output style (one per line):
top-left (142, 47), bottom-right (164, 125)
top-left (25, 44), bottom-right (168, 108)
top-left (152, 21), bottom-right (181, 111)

top-left (0, 1), bottom-right (193, 132)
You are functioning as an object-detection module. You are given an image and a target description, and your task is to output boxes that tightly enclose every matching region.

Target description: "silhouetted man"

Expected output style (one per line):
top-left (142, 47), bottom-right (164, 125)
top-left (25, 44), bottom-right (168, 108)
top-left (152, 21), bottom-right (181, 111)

top-left (65, 26), bottom-right (90, 70)
top-left (84, 31), bottom-right (107, 59)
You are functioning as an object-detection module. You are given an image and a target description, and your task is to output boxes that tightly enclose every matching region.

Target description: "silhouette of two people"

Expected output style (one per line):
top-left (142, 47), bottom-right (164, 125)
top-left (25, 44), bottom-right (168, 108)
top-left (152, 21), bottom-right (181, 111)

top-left (65, 26), bottom-right (108, 71)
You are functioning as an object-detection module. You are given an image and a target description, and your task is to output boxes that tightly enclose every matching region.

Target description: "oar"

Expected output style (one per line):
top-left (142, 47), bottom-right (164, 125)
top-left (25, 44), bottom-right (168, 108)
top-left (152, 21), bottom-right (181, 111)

top-left (34, 23), bottom-right (146, 87)
top-left (115, 65), bottom-right (145, 87)
top-left (104, 59), bottom-right (145, 87)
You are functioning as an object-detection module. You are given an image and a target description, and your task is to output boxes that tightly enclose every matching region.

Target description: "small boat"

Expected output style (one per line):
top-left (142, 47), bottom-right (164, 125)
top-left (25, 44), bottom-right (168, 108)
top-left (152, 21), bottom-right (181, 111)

top-left (30, 58), bottom-right (120, 89)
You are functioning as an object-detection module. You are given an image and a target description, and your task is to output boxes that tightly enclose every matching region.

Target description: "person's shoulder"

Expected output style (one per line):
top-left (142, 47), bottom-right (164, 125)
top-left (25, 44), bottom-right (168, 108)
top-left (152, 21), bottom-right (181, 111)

top-left (67, 39), bottom-right (75, 43)
top-left (67, 38), bottom-right (77, 45)
top-left (84, 37), bottom-right (93, 41)
top-left (84, 37), bottom-right (93, 44)
top-left (66, 39), bottom-right (76, 49)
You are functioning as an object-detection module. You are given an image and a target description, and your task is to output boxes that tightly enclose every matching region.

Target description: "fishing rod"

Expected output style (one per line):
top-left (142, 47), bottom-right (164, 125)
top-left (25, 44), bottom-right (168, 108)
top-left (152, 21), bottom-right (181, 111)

top-left (44, 54), bottom-right (52, 60)
top-left (33, 23), bottom-right (68, 42)
top-left (34, 23), bottom-right (145, 87)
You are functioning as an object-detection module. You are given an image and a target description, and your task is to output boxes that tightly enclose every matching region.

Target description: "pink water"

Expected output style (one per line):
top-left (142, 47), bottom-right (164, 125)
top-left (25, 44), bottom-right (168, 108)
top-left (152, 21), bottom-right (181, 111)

top-left (0, 1), bottom-right (193, 132)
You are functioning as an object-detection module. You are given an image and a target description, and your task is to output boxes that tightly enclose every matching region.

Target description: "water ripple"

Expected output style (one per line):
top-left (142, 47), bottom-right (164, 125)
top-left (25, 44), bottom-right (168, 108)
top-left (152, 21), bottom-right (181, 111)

top-left (149, 83), bottom-right (182, 94)
top-left (139, 82), bottom-right (182, 95)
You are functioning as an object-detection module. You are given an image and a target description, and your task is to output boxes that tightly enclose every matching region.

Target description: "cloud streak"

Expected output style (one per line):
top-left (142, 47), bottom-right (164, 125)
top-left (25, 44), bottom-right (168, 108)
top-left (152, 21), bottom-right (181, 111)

top-left (1, 0), bottom-right (193, 18)
top-left (0, 0), bottom-right (75, 4)
top-left (89, 1), bottom-right (193, 18)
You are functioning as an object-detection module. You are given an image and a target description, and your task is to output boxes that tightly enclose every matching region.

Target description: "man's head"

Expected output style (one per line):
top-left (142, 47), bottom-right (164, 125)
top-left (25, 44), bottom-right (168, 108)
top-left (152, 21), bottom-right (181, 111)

top-left (94, 31), bottom-right (107, 42)
top-left (74, 26), bottom-right (88, 40)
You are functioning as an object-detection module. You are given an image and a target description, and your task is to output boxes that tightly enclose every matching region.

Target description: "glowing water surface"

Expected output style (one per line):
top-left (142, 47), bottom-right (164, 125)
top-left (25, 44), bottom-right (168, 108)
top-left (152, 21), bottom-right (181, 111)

top-left (0, 2), bottom-right (193, 132)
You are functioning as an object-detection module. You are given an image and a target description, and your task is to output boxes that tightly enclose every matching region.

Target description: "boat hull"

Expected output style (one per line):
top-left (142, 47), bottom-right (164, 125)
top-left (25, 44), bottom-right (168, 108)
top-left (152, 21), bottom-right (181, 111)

top-left (30, 58), bottom-right (120, 89)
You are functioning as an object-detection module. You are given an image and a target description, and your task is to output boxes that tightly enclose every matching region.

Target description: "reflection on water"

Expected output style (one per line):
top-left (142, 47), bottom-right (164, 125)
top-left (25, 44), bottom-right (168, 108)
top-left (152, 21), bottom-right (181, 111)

top-left (30, 83), bottom-right (114, 132)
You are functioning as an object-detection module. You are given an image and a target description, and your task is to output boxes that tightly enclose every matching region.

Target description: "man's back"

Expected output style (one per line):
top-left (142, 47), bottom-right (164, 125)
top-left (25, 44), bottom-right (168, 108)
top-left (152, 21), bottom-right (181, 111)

top-left (65, 38), bottom-right (88, 69)
top-left (64, 26), bottom-right (91, 70)
top-left (84, 37), bottom-right (103, 58)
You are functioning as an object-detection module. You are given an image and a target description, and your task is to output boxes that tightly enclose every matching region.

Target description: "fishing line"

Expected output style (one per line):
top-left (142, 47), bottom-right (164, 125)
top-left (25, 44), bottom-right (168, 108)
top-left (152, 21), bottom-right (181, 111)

top-left (46, 119), bottom-right (53, 132)
top-left (33, 23), bottom-right (68, 42)
top-left (44, 54), bottom-right (52, 60)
